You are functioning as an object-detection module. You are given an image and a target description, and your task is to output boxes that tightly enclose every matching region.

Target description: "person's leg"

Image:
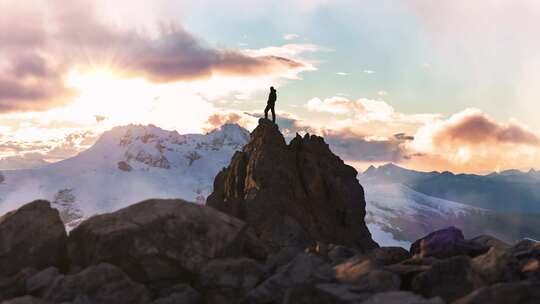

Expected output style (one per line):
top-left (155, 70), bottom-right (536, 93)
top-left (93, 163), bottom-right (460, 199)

top-left (264, 104), bottom-right (270, 120)
top-left (271, 106), bottom-right (276, 123)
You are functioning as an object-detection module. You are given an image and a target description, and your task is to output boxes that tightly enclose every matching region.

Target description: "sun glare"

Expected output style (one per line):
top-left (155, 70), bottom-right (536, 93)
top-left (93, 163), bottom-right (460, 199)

top-left (65, 68), bottom-right (157, 126)
top-left (61, 67), bottom-right (219, 133)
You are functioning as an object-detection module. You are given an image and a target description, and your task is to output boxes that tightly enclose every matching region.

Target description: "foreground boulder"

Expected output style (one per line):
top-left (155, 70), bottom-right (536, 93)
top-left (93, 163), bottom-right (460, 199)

top-left (197, 257), bottom-right (265, 303)
top-left (207, 119), bottom-right (377, 252)
top-left (246, 253), bottom-right (334, 304)
top-left (410, 227), bottom-right (488, 259)
top-left (68, 199), bottom-right (266, 287)
top-left (0, 201), bottom-right (68, 276)
top-left (454, 281), bottom-right (540, 304)
top-left (411, 256), bottom-right (482, 302)
top-left (42, 263), bottom-right (150, 304)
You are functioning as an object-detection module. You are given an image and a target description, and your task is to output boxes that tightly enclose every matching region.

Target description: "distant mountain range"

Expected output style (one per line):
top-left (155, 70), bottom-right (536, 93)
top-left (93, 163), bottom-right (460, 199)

top-left (0, 124), bottom-right (250, 229)
top-left (360, 163), bottom-right (540, 214)
top-left (364, 183), bottom-right (540, 247)
top-left (0, 125), bottom-right (539, 247)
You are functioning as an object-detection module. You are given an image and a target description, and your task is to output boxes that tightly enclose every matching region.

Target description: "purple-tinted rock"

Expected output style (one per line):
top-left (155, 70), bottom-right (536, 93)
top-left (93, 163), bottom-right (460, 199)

top-left (410, 227), bottom-right (488, 259)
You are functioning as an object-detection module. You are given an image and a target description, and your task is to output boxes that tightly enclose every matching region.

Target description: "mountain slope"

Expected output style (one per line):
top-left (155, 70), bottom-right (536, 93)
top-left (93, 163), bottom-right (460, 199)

top-left (365, 182), bottom-right (540, 246)
top-left (0, 124), bottom-right (250, 228)
top-left (361, 163), bottom-right (540, 214)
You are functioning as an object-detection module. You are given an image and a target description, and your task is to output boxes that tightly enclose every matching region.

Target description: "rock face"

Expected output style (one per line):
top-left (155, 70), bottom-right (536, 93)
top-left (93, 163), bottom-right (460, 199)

top-left (207, 119), bottom-right (377, 252)
top-left (0, 201), bottom-right (68, 276)
top-left (410, 226), bottom-right (488, 259)
top-left (43, 263), bottom-right (150, 304)
top-left (68, 199), bottom-right (266, 287)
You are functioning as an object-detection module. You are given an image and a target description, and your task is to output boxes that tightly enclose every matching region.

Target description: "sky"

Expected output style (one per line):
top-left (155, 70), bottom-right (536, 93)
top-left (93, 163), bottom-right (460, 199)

top-left (1, 0), bottom-right (540, 173)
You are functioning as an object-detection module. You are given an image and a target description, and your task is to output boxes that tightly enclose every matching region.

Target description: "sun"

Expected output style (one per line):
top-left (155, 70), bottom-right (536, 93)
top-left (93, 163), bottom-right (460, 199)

top-left (65, 67), bottom-right (157, 126)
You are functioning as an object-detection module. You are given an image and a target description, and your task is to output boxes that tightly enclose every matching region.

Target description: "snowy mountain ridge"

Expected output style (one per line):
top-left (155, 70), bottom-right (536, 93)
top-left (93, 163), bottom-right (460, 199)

top-left (0, 123), bottom-right (250, 229)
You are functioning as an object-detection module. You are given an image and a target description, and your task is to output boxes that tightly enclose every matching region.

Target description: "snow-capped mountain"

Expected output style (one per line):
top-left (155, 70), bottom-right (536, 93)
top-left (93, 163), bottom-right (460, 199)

top-left (361, 163), bottom-right (540, 213)
top-left (363, 182), bottom-right (540, 247)
top-left (0, 124), bottom-right (249, 229)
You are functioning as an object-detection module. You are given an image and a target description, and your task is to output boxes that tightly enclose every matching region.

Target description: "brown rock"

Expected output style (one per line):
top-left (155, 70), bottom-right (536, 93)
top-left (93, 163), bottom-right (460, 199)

top-left (454, 281), bottom-right (540, 304)
top-left (411, 256), bottom-right (483, 303)
top-left (471, 247), bottom-right (520, 285)
top-left (367, 246), bottom-right (410, 265)
top-left (0, 201), bottom-right (68, 276)
top-left (334, 256), bottom-right (400, 293)
top-left (207, 119), bottom-right (377, 252)
top-left (68, 199), bottom-right (266, 287)
top-left (469, 235), bottom-right (510, 251)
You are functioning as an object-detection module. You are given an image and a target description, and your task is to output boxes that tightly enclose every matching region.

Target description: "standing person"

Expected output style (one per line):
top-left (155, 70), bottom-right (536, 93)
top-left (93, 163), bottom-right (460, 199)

top-left (264, 86), bottom-right (277, 123)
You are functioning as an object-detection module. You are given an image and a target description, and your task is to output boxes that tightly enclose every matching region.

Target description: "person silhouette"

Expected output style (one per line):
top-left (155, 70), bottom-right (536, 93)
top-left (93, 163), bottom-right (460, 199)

top-left (264, 86), bottom-right (277, 123)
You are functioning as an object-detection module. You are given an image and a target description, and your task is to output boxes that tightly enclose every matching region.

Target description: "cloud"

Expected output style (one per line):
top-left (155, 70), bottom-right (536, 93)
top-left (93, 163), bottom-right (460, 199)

top-left (0, 153), bottom-right (49, 170)
top-left (305, 97), bottom-right (440, 128)
top-left (322, 129), bottom-right (410, 163)
top-left (0, 1), bottom-right (315, 113)
top-left (284, 33), bottom-right (300, 40)
top-left (117, 26), bottom-right (308, 82)
top-left (424, 109), bottom-right (540, 146)
top-left (336, 72), bottom-right (349, 76)
top-left (404, 108), bottom-right (540, 173)
top-left (306, 97), bottom-right (365, 114)
top-left (203, 111), bottom-right (258, 132)
top-left (0, 129), bottom-right (99, 162)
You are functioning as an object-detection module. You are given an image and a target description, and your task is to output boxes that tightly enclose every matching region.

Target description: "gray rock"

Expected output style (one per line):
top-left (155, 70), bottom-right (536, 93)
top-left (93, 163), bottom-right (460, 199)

top-left (25, 267), bottom-right (60, 296)
top-left (411, 256), bottom-right (482, 303)
top-left (264, 246), bottom-right (303, 273)
top-left (198, 258), bottom-right (265, 303)
top-left (508, 239), bottom-right (540, 259)
top-left (198, 257), bottom-right (265, 291)
top-left (68, 199), bottom-right (266, 287)
top-left (152, 284), bottom-right (201, 304)
top-left (454, 281), bottom-right (540, 304)
top-left (1, 296), bottom-right (51, 304)
top-left (0, 268), bottom-right (37, 301)
top-left (283, 283), bottom-right (374, 304)
top-left (0, 201), bottom-right (68, 276)
top-left (246, 253), bottom-right (334, 304)
top-left (328, 245), bottom-right (357, 265)
top-left (384, 264), bottom-right (431, 291)
top-left (362, 291), bottom-right (444, 304)
top-left (43, 263), bottom-right (150, 304)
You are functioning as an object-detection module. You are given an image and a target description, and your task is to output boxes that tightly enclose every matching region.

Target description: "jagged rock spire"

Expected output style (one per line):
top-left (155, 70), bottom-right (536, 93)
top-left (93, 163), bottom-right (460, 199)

top-left (207, 119), bottom-right (378, 252)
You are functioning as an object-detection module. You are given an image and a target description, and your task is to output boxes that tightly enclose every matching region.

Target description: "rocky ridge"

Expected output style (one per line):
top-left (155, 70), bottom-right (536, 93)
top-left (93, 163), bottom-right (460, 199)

top-left (208, 119), bottom-right (377, 252)
top-left (0, 119), bottom-right (538, 304)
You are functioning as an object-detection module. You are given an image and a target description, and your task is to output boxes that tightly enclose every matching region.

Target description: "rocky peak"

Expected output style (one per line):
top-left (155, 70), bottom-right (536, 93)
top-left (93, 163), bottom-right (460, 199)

top-left (207, 118), bottom-right (378, 252)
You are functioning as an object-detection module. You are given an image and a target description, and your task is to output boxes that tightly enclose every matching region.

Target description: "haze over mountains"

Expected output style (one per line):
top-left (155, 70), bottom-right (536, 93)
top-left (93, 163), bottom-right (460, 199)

top-left (361, 163), bottom-right (540, 214)
top-left (0, 123), bottom-right (539, 246)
